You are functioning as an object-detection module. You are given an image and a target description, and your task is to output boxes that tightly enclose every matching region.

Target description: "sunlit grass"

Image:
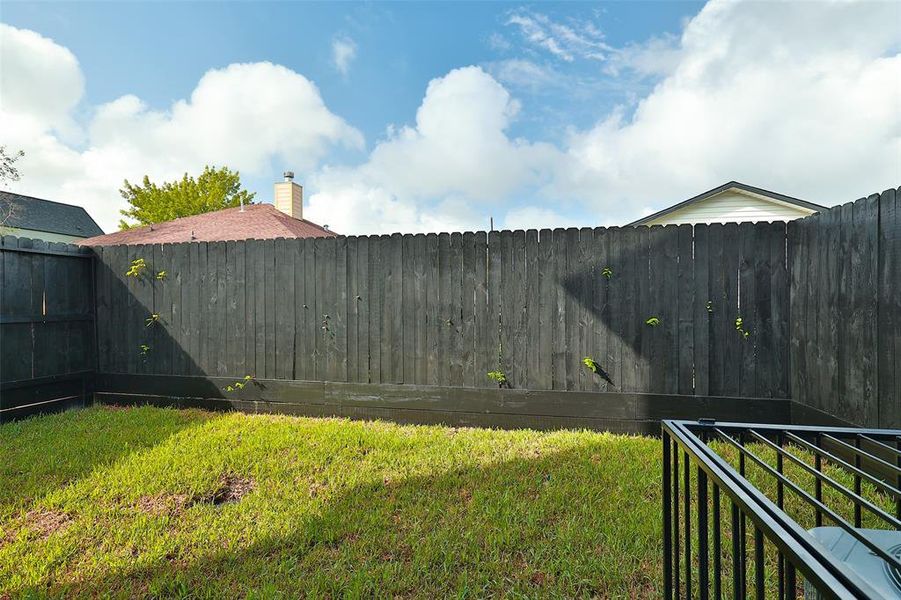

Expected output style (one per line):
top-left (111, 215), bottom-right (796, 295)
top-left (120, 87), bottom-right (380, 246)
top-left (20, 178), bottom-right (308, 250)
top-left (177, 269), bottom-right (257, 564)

top-left (0, 406), bottom-right (663, 598)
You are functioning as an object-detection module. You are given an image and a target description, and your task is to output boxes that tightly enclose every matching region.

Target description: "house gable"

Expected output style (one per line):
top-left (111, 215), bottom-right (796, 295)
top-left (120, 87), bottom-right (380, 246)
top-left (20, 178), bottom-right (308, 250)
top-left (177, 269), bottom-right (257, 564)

top-left (629, 181), bottom-right (826, 226)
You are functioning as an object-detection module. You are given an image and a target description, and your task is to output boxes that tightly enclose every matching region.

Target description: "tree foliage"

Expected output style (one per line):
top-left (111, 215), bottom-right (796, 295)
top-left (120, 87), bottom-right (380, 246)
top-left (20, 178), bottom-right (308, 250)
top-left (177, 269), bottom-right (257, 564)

top-left (118, 165), bottom-right (255, 230)
top-left (0, 146), bottom-right (24, 185)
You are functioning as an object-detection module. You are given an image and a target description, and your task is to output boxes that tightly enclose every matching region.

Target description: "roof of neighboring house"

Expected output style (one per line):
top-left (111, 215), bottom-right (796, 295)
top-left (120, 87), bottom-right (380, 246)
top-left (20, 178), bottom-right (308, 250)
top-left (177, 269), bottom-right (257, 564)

top-left (78, 203), bottom-right (336, 246)
top-left (0, 190), bottom-right (104, 238)
top-left (627, 181), bottom-right (827, 226)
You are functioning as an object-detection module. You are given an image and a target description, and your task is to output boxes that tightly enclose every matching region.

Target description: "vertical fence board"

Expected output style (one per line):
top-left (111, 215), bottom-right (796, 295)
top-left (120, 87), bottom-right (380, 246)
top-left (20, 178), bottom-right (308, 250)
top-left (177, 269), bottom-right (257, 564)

top-left (677, 224), bottom-right (695, 396)
top-left (335, 236), bottom-right (348, 383)
top-left (448, 232), bottom-right (464, 387)
top-left (425, 233), bottom-right (440, 385)
top-left (738, 223), bottom-right (757, 398)
top-left (878, 188), bottom-right (900, 427)
top-left (575, 228), bottom-right (592, 391)
top-left (523, 230), bottom-right (541, 390)
top-left (721, 223), bottom-right (741, 397)
top-left (461, 232), bottom-right (477, 387)
top-left (551, 229), bottom-right (567, 390)
top-left (536, 229), bottom-right (554, 390)
top-left (769, 222), bottom-right (789, 398)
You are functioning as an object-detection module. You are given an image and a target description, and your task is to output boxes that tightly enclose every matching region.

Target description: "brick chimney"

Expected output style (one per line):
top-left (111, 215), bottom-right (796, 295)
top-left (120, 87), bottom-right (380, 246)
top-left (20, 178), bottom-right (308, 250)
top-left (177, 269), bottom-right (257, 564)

top-left (274, 171), bottom-right (303, 219)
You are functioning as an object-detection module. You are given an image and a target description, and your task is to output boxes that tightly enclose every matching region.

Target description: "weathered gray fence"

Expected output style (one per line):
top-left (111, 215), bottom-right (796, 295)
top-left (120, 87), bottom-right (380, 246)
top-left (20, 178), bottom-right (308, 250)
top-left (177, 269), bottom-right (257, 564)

top-left (92, 221), bottom-right (790, 398)
top-left (0, 236), bottom-right (95, 422)
top-left (789, 187), bottom-right (900, 428)
top-left (3, 186), bottom-right (896, 429)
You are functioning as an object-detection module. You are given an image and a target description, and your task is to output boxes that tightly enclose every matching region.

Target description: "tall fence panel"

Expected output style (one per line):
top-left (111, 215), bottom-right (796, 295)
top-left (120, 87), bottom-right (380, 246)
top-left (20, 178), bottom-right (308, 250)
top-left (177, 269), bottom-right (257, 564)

top-left (0, 236), bottom-right (95, 422)
top-left (93, 221), bottom-right (791, 398)
top-left (789, 187), bottom-right (900, 428)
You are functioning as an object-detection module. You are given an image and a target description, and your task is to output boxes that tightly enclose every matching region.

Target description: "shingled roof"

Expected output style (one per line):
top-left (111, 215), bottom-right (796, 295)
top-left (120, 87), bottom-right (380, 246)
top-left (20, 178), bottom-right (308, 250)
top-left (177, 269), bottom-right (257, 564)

top-left (0, 191), bottom-right (104, 238)
top-left (78, 203), bottom-right (336, 246)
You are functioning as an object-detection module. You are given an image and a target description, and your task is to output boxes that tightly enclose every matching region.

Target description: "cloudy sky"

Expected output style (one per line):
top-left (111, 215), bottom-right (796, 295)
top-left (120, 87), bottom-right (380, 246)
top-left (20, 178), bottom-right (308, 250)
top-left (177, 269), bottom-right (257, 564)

top-left (1, 1), bottom-right (898, 235)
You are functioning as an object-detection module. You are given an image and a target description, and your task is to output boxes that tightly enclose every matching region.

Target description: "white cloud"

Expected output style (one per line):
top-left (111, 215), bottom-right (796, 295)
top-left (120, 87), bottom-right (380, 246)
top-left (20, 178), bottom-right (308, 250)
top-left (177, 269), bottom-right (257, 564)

top-left (555, 0), bottom-right (901, 214)
top-left (0, 24), bottom-right (83, 136)
top-left (503, 206), bottom-right (580, 230)
top-left (3, 0), bottom-right (900, 236)
top-left (304, 66), bottom-right (562, 234)
top-left (486, 59), bottom-right (561, 92)
top-left (331, 37), bottom-right (357, 76)
top-left (0, 24), bottom-right (362, 231)
top-left (506, 9), bottom-right (612, 62)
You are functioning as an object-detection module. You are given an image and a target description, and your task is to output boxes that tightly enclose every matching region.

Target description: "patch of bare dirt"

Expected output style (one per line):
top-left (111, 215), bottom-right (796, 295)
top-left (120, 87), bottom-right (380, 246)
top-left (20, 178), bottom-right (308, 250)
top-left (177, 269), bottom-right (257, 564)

top-left (135, 493), bottom-right (192, 516)
top-left (201, 474), bottom-right (256, 506)
top-left (24, 509), bottom-right (72, 539)
top-left (136, 474), bottom-right (255, 515)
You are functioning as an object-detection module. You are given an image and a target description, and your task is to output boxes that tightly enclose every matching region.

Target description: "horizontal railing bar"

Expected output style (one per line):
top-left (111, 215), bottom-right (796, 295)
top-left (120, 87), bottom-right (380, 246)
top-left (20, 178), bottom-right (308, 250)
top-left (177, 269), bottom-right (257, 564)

top-left (821, 433), bottom-right (901, 477)
top-left (747, 430), bottom-right (901, 529)
top-left (673, 419), bottom-right (901, 440)
top-left (714, 429), bottom-right (901, 571)
top-left (663, 421), bottom-right (877, 598)
top-left (784, 432), bottom-right (901, 500)
top-left (857, 434), bottom-right (901, 459)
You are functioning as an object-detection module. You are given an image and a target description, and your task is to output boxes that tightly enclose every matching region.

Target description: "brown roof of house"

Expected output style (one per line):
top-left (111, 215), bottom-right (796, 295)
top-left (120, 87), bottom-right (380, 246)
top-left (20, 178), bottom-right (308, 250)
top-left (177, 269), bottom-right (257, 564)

top-left (78, 204), bottom-right (337, 246)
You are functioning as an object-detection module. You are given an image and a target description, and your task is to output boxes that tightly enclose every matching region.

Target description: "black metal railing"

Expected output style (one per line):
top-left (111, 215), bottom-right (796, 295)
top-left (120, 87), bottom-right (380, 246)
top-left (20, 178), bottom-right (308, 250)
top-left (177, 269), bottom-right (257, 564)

top-left (663, 420), bottom-right (901, 599)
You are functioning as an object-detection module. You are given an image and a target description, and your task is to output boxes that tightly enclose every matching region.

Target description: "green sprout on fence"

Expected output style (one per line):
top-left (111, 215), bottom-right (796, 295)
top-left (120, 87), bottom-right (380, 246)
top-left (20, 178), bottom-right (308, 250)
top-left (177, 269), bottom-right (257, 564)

top-left (706, 301), bottom-right (714, 314)
top-left (487, 370), bottom-right (509, 388)
top-left (125, 258), bottom-right (147, 278)
top-left (155, 270), bottom-right (167, 280)
top-left (145, 313), bottom-right (160, 327)
top-left (735, 317), bottom-right (751, 339)
top-left (601, 267), bottom-right (614, 280)
top-left (139, 344), bottom-right (150, 356)
top-left (582, 357), bottom-right (615, 387)
top-left (224, 375), bottom-right (255, 393)
top-left (321, 314), bottom-right (335, 339)
top-left (645, 317), bottom-right (661, 327)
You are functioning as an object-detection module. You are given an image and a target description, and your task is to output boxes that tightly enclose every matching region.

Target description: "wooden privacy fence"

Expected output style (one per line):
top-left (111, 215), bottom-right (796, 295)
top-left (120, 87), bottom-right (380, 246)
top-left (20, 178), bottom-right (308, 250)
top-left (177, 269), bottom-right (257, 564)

top-left (93, 220), bottom-right (790, 398)
top-left (0, 236), bottom-right (95, 422)
top-left (789, 187), bottom-right (900, 428)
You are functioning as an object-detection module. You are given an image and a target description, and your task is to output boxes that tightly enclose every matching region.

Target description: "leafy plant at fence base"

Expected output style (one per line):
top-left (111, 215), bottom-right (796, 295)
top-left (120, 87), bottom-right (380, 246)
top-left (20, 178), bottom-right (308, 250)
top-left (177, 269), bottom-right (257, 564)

top-left (601, 267), bottom-right (614, 280)
top-left (125, 258), bottom-right (147, 278)
top-left (645, 317), bottom-right (660, 327)
top-left (486, 371), bottom-right (509, 388)
top-left (224, 375), bottom-right (255, 393)
top-left (145, 313), bottom-right (160, 327)
top-left (139, 344), bottom-right (150, 356)
top-left (735, 317), bottom-right (751, 339)
top-left (582, 357), bottom-right (615, 387)
top-left (156, 270), bottom-right (167, 280)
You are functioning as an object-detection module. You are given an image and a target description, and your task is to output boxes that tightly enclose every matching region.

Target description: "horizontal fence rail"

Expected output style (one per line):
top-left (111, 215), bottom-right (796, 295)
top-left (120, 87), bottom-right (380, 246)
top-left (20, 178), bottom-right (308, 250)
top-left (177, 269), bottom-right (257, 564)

top-left (663, 419), bottom-right (901, 599)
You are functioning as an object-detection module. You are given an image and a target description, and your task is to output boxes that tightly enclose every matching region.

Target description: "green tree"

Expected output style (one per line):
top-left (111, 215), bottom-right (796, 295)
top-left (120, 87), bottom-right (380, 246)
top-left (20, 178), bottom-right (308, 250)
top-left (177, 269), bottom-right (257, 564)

top-left (118, 165), bottom-right (255, 230)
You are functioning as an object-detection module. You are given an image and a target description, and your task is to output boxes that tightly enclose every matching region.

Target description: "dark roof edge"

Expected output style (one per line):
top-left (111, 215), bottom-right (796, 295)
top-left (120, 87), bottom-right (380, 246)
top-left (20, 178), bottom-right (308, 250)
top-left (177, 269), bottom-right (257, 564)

top-left (0, 189), bottom-right (104, 235)
top-left (626, 181), bottom-right (827, 226)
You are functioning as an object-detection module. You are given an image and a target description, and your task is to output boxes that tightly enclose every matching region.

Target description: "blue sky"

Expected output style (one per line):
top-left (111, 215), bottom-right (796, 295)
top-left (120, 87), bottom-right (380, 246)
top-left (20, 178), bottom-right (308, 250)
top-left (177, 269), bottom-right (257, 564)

top-left (3, 2), bottom-right (698, 140)
top-left (1, 1), bottom-right (898, 234)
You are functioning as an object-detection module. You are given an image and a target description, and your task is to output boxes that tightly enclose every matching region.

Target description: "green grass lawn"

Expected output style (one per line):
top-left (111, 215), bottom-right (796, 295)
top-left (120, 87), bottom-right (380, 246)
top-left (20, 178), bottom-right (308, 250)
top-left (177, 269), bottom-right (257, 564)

top-left (0, 406), bottom-right (663, 598)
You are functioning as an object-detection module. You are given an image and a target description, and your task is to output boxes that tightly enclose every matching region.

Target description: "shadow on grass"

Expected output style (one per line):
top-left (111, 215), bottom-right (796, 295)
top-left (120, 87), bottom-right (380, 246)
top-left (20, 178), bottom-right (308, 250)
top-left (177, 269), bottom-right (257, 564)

top-left (18, 441), bottom-right (662, 598)
top-left (0, 405), bottom-right (214, 518)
